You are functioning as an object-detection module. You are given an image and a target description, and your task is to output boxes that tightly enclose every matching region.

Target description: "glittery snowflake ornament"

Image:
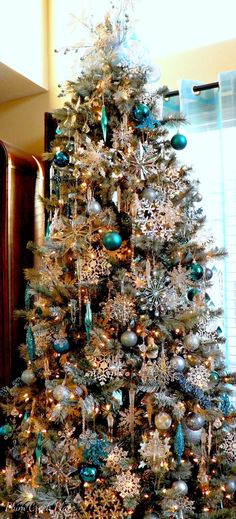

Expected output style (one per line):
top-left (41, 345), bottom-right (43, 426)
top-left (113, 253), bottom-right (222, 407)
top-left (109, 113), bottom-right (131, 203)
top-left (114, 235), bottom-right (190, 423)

top-left (106, 445), bottom-right (129, 472)
top-left (139, 430), bottom-right (171, 472)
top-left (80, 245), bottom-right (112, 284)
top-left (220, 432), bottom-right (236, 461)
top-left (106, 293), bottom-right (136, 325)
top-left (135, 198), bottom-right (180, 239)
top-left (115, 469), bottom-right (141, 498)
top-left (85, 352), bottom-right (124, 385)
top-left (186, 365), bottom-right (210, 391)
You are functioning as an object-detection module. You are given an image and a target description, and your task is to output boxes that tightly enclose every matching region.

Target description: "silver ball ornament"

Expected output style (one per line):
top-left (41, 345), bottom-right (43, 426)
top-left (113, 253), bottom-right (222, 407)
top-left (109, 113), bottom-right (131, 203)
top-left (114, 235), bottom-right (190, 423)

top-left (184, 334), bottom-right (200, 351)
top-left (225, 479), bottom-right (236, 493)
top-left (21, 369), bottom-right (36, 385)
top-left (146, 348), bottom-right (159, 359)
top-left (141, 187), bottom-right (158, 202)
top-left (186, 413), bottom-right (205, 431)
top-left (155, 412), bottom-right (172, 430)
top-left (53, 385), bottom-right (71, 402)
top-left (170, 355), bottom-right (185, 371)
top-left (185, 426), bottom-right (203, 444)
top-left (120, 330), bottom-right (138, 347)
top-left (172, 480), bottom-right (188, 495)
top-left (143, 513), bottom-right (159, 519)
top-left (86, 198), bottom-right (102, 215)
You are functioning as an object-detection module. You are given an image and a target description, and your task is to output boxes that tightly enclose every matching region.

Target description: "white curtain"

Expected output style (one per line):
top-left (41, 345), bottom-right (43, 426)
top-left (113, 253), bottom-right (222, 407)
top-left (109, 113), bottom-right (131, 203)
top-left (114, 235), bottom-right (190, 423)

top-left (164, 71), bottom-right (236, 370)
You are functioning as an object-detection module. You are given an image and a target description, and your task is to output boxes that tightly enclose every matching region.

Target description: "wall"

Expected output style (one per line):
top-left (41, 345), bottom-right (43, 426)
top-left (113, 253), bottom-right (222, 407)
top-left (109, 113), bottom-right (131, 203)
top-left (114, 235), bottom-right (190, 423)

top-left (0, 0), bottom-right (235, 157)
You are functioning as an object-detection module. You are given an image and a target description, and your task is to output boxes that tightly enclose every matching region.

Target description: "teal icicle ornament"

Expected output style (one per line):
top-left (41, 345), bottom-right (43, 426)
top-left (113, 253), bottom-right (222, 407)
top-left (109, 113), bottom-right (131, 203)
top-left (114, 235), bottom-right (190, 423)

top-left (45, 219), bottom-right (51, 240)
top-left (35, 432), bottom-right (43, 466)
top-left (85, 301), bottom-right (93, 343)
top-left (174, 423), bottom-right (184, 464)
top-left (26, 325), bottom-right (35, 361)
top-left (101, 105), bottom-right (108, 141)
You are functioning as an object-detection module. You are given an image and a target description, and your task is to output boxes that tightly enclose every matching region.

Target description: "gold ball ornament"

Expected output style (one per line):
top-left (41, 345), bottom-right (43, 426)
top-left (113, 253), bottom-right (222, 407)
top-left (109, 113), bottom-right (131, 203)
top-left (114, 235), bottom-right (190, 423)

top-left (155, 412), bottom-right (172, 430)
top-left (21, 369), bottom-right (36, 385)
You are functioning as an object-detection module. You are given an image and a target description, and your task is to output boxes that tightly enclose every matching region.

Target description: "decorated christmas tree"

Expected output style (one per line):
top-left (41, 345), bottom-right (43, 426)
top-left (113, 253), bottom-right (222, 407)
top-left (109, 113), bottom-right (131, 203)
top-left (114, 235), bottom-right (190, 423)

top-left (0, 8), bottom-right (236, 519)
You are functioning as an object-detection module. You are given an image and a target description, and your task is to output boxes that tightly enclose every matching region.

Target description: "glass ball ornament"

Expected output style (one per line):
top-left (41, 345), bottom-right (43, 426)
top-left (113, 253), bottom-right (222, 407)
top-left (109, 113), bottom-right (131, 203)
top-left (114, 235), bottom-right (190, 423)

top-left (120, 330), bottom-right (138, 347)
top-left (0, 424), bottom-right (13, 437)
top-left (225, 479), bottom-right (236, 493)
top-left (102, 231), bottom-right (122, 251)
top-left (170, 355), bottom-right (185, 371)
top-left (187, 287), bottom-right (201, 301)
top-left (172, 480), bottom-right (188, 495)
top-left (141, 187), bottom-right (158, 202)
top-left (155, 411), bottom-right (172, 430)
top-left (21, 369), bottom-right (36, 385)
top-left (171, 133), bottom-right (187, 150)
top-left (205, 267), bottom-right (213, 280)
top-left (184, 333), bottom-right (200, 351)
top-left (53, 385), bottom-right (71, 402)
top-left (53, 150), bottom-right (70, 167)
top-left (186, 413), bottom-right (205, 431)
top-left (210, 370), bottom-right (220, 382)
top-left (133, 103), bottom-right (150, 121)
top-left (80, 466), bottom-right (97, 482)
top-left (185, 426), bottom-right (203, 444)
top-left (53, 338), bottom-right (70, 354)
top-left (189, 263), bottom-right (204, 281)
top-left (86, 198), bottom-right (102, 215)
top-left (182, 251), bottom-right (193, 265)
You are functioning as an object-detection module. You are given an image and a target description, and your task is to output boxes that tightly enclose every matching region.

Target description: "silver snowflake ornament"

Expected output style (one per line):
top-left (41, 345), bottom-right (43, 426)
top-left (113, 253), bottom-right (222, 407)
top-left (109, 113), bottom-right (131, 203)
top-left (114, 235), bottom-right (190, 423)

top-left (115, 469), bottom-right (141, 499)
top-left (186, 365), bottom-right (210, 391)
top-left (139, 430), bottom-right (171, 471)
top-left (220, 432), bottom-right (236, 461)
top-left (135, 198), bottom-right (180, 240)
top-left (85, 352), bottom-right (124, 385)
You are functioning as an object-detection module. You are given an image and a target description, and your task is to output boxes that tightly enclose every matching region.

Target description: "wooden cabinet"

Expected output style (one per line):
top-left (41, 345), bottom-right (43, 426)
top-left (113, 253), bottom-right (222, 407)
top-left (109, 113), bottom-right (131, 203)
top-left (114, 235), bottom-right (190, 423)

top-left (0, 141), bottom-right (44, 385)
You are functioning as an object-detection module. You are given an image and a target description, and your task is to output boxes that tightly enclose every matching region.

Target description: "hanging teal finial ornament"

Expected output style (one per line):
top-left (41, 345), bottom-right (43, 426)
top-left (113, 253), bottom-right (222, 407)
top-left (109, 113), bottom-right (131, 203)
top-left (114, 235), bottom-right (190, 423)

top-left (26, 325), bottom-right (35, 361)
top-left (101, 105), bottom-right (108, 142)
top-left (174, 423), bottom-right (185, 464)
top-left (45, 219), bottom-right (51, 240)
top-left (35, 431), bottom-right (43, 466)
top-left (85, 301), bottom-right (93, 343)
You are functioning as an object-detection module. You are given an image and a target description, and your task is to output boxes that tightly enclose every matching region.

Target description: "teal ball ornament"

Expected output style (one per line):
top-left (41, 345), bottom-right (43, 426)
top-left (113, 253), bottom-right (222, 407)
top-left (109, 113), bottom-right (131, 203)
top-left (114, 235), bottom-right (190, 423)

top-left (187, 287), bottom-right (201, 301)
top-left (171, 133), bottom-right (187, 150)
top-left (120, 330), bottom-right (138, 347)
top-left (53, 338), bottom-right (70, 354)
top-left (210, 370), bottom-right (220, 382)
top-left (133, 103), bottom-right (150, 121)
top-left (0, 424), bottom-right (13, 437)
top-left (53, 151), bottom-right (70, 167)
top-left (80, 466), bottom-right (97, 482)
top-left (190, 263), bottom-right (204, 281)
top-left (102, 231), bottom-right (122, 251)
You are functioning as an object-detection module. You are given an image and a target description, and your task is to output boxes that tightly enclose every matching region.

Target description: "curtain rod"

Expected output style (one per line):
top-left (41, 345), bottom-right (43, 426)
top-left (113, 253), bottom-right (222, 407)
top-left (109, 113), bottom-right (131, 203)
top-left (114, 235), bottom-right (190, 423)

top-left (165, 80), bottom-right (219, 98)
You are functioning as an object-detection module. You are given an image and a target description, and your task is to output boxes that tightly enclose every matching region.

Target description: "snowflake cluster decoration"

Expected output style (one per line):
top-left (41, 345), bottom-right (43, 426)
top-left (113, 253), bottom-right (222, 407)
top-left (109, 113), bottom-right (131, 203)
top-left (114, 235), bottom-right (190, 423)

top-left (163, 495), bottom-right (195, 516)
top-left (85, 352), bottom-right (124, 385)
top-left (106, 445), bottom-right (129, 473)
top-left (106, 293), bottom-right (136, 325)
top-left (139, 430), bottom-right (171, 471)
top-left (135, 198), bottom-right (180, 240)
top-left (115, 469), bottom-right (141, 499)
top-left (186, 365), bottom-right (210, 391)
top-left (81, 488), bottom-right (125, 519)
top-left (139, 348), bottom-right (176, 390)
top-left (80, 246), bottom-right (112, 285)
top-left (220, 432), bottom-right (236, 461)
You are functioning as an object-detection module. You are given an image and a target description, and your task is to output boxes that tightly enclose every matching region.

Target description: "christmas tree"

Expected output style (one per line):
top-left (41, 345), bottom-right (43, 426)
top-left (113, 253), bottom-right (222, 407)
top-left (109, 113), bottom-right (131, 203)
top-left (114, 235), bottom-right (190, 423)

top-left (0, 9), bottom-right (236, 519)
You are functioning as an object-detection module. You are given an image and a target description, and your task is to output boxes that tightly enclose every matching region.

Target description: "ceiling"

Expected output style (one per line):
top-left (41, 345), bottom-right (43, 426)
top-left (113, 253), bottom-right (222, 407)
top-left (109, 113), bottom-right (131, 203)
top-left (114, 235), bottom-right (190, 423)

top-left (0, 62), bottom-right (46, 104)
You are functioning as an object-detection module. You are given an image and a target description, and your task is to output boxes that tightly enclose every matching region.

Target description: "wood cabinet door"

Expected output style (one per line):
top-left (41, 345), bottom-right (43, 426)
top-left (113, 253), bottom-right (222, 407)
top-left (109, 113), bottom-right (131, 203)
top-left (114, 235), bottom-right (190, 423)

top-left (0, 141), bottom-right (43, 385)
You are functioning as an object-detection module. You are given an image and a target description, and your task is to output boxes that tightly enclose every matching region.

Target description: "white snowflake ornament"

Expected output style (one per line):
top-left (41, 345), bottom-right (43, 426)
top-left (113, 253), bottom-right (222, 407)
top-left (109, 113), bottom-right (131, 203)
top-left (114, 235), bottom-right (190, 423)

top-left (115, 469), bottom-right (141, 499)
top-left (186, 365), bottom-right (210, 391)
top-left (220, 432), bottom-right (236, 461)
